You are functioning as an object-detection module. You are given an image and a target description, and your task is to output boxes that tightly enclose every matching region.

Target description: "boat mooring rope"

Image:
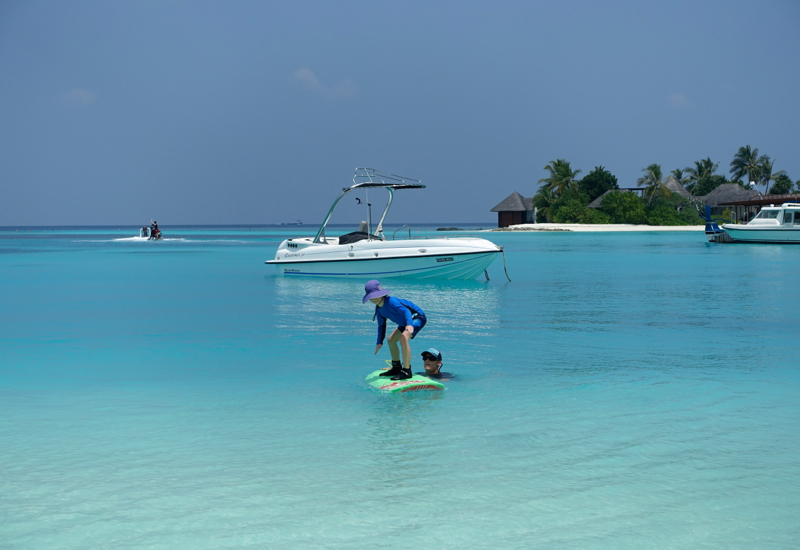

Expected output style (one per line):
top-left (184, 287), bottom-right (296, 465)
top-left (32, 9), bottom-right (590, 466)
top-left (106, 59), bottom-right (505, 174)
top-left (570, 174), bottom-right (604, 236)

top-left (501, 247), bottom-right (511, 282)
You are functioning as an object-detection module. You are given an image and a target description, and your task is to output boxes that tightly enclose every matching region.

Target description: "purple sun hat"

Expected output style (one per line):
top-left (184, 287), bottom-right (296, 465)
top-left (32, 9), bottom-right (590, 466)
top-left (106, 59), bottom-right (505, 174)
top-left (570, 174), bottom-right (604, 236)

top-left (362, 280), bottom-right (390, 303)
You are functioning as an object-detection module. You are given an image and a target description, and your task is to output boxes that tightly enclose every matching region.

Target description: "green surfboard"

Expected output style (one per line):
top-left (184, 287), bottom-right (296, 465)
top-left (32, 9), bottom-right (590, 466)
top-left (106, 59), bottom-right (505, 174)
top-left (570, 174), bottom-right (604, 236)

top-left (365, 360), bottom-right (446, 393)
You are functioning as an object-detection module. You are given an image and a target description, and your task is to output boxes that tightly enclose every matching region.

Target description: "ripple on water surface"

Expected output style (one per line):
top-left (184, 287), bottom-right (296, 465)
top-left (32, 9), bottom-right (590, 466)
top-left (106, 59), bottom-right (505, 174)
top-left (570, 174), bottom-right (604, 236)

top-left (1, 229), bottom-right (799, 549)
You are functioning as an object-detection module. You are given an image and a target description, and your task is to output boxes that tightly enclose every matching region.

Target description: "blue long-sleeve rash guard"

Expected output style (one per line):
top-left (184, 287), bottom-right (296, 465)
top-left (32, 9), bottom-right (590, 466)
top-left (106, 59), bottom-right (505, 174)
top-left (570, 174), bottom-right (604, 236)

top-left (375, 296), bottom-right (425, 344)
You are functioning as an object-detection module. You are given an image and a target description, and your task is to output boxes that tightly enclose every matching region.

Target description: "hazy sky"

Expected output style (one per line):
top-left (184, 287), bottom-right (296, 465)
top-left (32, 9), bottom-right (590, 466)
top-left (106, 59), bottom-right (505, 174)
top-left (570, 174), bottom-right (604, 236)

top-left (1, 0), bottom-right (798, 225)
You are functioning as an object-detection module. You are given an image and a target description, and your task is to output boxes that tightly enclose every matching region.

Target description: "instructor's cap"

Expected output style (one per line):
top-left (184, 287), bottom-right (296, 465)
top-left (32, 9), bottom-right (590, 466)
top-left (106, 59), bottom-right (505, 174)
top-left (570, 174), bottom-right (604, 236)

top-left (421, 348), bottom-right (442, 361)
top-left (362, 280), bottom-right (390, 303)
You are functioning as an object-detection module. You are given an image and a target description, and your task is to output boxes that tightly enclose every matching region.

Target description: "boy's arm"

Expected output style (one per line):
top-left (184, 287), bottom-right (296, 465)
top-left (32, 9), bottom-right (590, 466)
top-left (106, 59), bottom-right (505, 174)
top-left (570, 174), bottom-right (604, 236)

top-left (376, 312), bottom-right (387, 345)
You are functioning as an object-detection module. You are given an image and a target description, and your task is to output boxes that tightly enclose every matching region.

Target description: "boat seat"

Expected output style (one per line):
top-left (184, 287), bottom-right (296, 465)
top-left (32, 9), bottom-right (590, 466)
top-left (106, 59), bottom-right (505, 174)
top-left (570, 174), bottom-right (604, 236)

top-left (338, 231), bottom-right (381, 245)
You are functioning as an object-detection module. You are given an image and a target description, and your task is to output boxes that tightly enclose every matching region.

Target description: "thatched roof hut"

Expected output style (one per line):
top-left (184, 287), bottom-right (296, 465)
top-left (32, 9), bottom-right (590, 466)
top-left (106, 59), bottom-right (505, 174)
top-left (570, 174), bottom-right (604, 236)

top-left (662, 175), bottom-right (693, 198)
top-left (698, 183), bottom-right (760, 207)
top-left (490, 191), bottom-right (534, 227)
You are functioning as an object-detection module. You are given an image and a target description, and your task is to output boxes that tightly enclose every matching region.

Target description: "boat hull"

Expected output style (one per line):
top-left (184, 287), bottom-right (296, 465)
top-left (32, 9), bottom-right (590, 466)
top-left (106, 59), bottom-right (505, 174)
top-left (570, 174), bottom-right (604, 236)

top-left (268, 250), bottom-right (500, 279)
top-left (722, 225), bottom-right (800, 243)
top-left (267, 236), bottom-right (502, 280)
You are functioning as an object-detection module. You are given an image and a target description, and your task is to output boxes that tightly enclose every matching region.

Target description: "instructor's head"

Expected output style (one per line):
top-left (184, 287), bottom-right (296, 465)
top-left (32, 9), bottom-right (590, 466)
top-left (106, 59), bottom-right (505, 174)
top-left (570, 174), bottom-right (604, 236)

top-left (421, 348), bottom-right (442, 375)
top-left (362, 279), bottom-right (390, 304)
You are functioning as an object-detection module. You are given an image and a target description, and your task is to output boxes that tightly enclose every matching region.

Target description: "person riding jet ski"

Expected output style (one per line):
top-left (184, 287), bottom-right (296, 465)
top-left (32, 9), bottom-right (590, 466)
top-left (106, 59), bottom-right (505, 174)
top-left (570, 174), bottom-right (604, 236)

top-left (149, 220), bottom-right (162, 240)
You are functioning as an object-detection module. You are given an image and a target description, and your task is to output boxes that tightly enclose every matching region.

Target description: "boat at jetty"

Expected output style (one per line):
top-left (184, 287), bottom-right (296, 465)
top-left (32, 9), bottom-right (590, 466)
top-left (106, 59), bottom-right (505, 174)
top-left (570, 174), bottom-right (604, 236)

top-left (266, 168), bottom-right (503, 279)
top-left (713, 203), bottom-right (800, 243)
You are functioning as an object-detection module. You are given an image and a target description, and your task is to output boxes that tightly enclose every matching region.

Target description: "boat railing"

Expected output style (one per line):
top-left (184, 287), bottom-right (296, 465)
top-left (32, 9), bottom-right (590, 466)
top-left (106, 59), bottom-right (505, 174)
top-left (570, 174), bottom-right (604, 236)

top-left (390, 233), bottom-right (486, 241)
top-left (392, 224), bottom-right (411, 240)
top-left (413, 234), bottom-right (486, 240)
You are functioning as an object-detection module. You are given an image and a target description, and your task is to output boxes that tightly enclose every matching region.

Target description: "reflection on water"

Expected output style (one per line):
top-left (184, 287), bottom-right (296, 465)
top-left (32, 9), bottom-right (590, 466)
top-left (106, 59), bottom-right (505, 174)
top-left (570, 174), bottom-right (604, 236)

top-left (270, 276), bottom-right (503, 345)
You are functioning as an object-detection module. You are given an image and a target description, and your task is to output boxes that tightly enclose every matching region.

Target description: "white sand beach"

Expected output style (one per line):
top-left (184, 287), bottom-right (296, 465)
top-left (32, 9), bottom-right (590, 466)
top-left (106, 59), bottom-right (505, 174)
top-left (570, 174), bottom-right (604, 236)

top-left (494, 223), bottom-right (704, 232)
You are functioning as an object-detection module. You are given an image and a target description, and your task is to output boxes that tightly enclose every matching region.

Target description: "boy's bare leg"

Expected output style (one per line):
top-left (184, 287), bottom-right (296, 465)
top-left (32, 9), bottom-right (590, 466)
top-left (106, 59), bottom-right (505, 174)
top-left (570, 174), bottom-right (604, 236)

top-left (399, 331), bottom-right (411, 370)
top-left (387, 329), bottom-right (401, 362)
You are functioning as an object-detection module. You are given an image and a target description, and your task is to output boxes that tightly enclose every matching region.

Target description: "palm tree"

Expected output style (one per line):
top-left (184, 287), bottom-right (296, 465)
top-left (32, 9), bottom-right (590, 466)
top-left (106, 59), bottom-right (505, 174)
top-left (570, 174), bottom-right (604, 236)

top-left (637, 163), bottom-right (669, 205)
top-left (538, 159), bottom-right (582, 197)
top-left (671, 168), bottom-right (690, 188)
top-left (757, 156), bottom-right (785, 194)
top-left (770, 173), bottom-right (794, 195)
top-left (730, 145), bottom-right (762, 188)
top-left (684, 157), bottom-right (720, 194)
top-left (532, 185), bottom-right (557, 222)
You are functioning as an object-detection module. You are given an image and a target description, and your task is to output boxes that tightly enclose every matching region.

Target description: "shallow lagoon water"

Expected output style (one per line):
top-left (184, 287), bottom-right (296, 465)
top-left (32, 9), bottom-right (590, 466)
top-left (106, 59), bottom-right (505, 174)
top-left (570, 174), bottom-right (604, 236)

top-left (1, 225), bottom-right (799, 549)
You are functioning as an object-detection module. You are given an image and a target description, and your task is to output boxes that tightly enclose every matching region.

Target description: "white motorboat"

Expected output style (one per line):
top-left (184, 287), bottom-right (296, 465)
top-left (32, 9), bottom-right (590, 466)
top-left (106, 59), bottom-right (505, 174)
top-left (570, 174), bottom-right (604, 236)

top-left (721, 203), bottom-right (800, 243)
top-left (266, 168), bottom-right (505, 279)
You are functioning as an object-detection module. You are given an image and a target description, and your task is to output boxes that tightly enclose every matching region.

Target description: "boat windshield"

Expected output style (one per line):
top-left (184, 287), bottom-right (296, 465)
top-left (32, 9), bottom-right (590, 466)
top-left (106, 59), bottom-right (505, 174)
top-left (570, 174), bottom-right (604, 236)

top-left (755, 210), bottom-right (780, 219)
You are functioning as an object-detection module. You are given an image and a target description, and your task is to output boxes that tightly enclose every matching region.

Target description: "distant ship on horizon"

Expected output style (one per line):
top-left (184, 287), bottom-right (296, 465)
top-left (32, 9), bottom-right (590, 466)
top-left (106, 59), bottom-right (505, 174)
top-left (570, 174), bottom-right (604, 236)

top-left (280, 220), bottom-right (303, 226)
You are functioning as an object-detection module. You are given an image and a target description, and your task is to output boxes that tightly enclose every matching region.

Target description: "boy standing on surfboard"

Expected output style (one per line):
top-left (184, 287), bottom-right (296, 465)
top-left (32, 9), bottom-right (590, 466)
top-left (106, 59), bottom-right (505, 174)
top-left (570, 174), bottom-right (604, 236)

top-left (363, 280), bottom-right (426, 381)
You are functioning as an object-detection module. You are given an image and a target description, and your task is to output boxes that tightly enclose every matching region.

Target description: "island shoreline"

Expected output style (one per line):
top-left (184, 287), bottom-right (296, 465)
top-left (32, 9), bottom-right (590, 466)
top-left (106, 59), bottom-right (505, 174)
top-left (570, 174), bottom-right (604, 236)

top-left (492, 223), bottom-right (704, 232)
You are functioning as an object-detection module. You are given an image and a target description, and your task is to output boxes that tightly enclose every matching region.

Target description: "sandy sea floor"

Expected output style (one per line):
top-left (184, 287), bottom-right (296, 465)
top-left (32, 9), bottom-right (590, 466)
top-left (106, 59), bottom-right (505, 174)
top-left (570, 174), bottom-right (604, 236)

top-left (3, 226), bottom-right (799, 549)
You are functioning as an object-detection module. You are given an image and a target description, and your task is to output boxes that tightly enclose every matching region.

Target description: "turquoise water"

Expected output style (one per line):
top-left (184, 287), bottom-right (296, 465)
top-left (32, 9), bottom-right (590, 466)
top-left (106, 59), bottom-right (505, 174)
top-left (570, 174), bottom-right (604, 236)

top-left (1, 226), bottom-right (799, 549)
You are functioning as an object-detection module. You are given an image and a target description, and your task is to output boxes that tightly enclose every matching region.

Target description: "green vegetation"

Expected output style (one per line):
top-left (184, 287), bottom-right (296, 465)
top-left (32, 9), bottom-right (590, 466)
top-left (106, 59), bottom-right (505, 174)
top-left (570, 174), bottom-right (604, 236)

top-left (531, 145), bottom-right (795, 226)
top-left (770, 173), bottom-right (794, 194)
top-left (600, 191), bottom-right (647, 224)
top-left (636, 164), bottom-right (671, 206)
top-left (532, 185), bottom-right (557, 222)
top-left (531, 161), bottom-right (703, 226)
top-left (580, 166), bottom-right (619, 202)
top-left (645, 193), bottom-right (706, 226)
top-left (596, 185), bottom-right (700, 225)
top-left (730, 145), bottom-right (763, 187)
top-left (537, 159), bottom-right (582, 196)
top-left (728, 145), bottom-right (792, 194)
top-left (550, 192), bottom-right (611, 224)
top-left (684, 157), bottom-right (728, 196)
top-left (670, 168), bottom-right (690, 188)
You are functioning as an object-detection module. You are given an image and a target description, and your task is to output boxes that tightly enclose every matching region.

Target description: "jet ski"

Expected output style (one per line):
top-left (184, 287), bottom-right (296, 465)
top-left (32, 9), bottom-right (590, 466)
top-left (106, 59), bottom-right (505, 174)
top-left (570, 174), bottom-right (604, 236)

top-left (139, 226), bottom-right (163, 240)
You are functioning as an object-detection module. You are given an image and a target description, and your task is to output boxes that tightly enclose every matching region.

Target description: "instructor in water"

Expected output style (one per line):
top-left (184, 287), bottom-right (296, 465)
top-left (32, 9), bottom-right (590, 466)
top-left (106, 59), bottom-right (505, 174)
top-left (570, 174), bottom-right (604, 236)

top-left (363, 280), bottom-right (426, 381)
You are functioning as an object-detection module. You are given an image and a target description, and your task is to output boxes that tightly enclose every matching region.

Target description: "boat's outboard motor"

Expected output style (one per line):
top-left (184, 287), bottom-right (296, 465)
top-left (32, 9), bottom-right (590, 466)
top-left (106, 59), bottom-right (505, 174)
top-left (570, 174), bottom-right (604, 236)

top-left (701, 205), bottom-right (730, 243)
